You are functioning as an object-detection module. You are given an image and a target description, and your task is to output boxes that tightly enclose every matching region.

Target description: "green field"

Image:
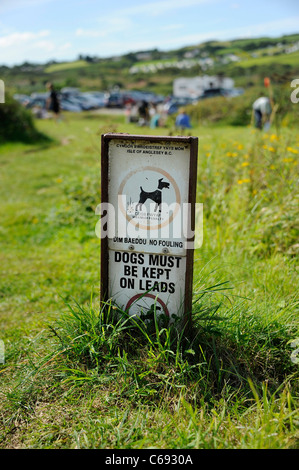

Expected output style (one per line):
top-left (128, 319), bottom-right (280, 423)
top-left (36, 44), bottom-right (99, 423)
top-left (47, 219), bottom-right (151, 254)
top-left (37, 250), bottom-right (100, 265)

top-left (0, 111), bottom-right (298, 449)
top-left (238, 50), bottom-right (299, 68)
top-left (44, 60), bottom-right (90, 74)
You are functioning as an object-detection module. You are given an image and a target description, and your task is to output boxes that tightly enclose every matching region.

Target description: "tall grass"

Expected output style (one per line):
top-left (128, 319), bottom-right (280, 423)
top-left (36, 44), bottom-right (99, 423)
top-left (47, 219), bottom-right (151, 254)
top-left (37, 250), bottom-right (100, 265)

top-left (2, 281), bottom-right (297, 448)
top-left (13, 275), bottom-right (295, 407)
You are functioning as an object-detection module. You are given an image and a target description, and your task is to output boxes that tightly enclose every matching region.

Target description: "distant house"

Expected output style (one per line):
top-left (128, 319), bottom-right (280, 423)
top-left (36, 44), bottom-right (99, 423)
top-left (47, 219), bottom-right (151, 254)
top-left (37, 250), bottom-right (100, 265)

top-left (286, 41), bottom-right (299, 54)
top-left (220, 54), bottom-right (240, 64)
top-left (136, 52), bottom-right (153, 61)
top-left (183, 50), bottom-right (199, 59)
top-left (173, 75), bottom-right (235, 99)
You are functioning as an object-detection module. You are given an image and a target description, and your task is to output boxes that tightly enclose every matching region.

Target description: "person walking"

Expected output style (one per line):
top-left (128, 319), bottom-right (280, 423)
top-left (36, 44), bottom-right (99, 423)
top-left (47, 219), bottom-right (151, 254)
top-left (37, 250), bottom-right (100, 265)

top-left (138, 100), bottom-right (150, 126)
top-left (46, 82), bottom-right (61, 121)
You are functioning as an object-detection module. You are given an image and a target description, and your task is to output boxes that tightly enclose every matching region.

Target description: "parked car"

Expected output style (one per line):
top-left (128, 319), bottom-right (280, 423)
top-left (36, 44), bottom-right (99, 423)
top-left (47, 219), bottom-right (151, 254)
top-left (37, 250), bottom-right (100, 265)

top-left (106, 92), bottom-right (124, 108)
top-left (127, 90), bottom-right (164, 104)
top-left (198, 88), bottom-right (231, 99)
top-left (60, 87), bottom-right (80, 98)
top-left (87, 91), bottom-right (108, 107)
top-left (73, 93), bottom-right (99, 110)
top-left (60, 98), bottom-right (81, 112)
top-left (140, 91), bottom-right (164, 104)
top-left (13, 94), bottom-right (31, 106)
top-left (25, 92), bottom-right (81, 113)
top-left (26, 93), bottom-right (49, 110)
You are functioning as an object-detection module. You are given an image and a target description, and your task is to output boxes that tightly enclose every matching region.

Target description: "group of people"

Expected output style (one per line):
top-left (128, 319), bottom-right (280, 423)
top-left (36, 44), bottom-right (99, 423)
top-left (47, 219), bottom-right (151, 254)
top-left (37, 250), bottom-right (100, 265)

top-left (45, 82), bottom-right (274, 132)
top-left (125, 100), bottom-right (193, 132)
top-left (45, 82), bottom-right (193, 131)
top-left (125, 101), bottom-right (167, 129)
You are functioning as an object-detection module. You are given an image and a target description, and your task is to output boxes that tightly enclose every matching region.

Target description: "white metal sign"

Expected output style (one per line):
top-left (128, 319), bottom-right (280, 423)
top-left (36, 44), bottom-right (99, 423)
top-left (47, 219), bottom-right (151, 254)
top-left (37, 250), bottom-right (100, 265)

top-left (101, 134), bottom-right (198, 323)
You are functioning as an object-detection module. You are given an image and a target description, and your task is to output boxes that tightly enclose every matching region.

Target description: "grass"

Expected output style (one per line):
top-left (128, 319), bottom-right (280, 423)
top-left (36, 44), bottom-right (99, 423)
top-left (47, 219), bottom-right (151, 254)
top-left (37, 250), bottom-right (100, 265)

top-left (44, 60), bottom-right (90, 73)
top-left (0, 110), bottom-right (298, 449)
top-left (237, 50), bottom-right (299, 68)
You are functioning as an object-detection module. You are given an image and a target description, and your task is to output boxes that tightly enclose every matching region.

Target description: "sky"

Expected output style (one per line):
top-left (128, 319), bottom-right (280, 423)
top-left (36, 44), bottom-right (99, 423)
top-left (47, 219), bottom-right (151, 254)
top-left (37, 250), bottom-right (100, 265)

top-left (0, 0), bottom-right (299, 65)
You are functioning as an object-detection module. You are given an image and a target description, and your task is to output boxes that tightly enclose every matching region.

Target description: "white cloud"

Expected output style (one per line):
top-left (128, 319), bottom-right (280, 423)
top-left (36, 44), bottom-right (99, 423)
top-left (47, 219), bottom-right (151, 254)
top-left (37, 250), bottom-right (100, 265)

top-left (0, 30), bottom-right (50, 48)
top-left (76, 29), bottom-right (105, 38)
top-left (34, 40), bottom-right (55, 52)
top-left (78, 14), bottom-right (299, 59)
top-left (60, 42), bottom-right (72, 51)
top-left (0, 30), bottom-right (73, 64)
top-left (160, 24), bottom-right (184, 31)
top-left (117, 0), bottom-right (213, 17)
top-left (158, 16), bottom-right (299, 48)
top-left (0, 0), bottom-right (56, 14)
top-left (76, 16), bottom-right (133, 40)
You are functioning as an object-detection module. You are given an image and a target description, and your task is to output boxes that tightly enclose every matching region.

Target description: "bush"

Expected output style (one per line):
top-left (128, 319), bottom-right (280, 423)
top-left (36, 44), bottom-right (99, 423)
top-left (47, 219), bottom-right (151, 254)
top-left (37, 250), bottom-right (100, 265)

top-left (185, 89), bottom-right (257, 127)
top-left (0, 94), bottom-right (49, 144)
top-left (186, 85), bottom-right (299, 127)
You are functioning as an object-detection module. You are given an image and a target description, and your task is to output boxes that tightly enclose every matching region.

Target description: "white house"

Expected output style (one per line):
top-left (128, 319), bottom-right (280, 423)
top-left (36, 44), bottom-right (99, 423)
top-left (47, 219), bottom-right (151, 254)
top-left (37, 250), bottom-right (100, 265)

top-left (173, 75), bottom-right (234, 99)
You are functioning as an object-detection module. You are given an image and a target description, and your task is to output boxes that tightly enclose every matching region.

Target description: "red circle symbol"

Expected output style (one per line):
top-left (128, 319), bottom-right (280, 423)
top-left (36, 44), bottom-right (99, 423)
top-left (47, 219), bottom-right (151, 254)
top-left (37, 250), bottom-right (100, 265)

top-left (125, 293), bottom-right (169, 317)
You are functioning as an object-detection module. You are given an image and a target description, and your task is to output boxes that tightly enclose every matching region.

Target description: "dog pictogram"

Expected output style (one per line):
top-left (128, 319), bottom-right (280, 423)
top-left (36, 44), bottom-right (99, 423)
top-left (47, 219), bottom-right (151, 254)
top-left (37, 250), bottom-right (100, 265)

top-left (136, 178), bottom-right (170, 212)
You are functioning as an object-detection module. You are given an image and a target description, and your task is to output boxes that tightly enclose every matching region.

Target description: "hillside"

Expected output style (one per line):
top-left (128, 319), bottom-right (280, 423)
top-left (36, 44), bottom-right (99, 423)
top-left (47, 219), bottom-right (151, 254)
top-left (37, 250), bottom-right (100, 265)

top-left (1, 33), bottom-right (299, 97)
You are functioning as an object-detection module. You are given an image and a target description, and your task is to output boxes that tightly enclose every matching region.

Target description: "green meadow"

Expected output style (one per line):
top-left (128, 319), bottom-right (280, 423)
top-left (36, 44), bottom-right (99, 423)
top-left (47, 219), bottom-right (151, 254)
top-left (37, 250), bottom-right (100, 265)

top-left (0, 109), bottom-right (298, 449)
top-left (44, 60), bottom-right (90, 74)
top-left (237, 50), bottom-right (299, 68)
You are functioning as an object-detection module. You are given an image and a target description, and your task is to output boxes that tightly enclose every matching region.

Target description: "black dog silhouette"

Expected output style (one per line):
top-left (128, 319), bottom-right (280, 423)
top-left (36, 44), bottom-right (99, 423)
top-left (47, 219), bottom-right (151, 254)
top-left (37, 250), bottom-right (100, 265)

top-left (136, 178), bottom-right (170, 212)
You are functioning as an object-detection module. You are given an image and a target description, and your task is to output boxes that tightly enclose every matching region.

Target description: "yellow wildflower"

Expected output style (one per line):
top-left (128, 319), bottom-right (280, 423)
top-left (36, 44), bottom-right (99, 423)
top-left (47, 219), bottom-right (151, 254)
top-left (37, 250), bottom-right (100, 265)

top-left (270, 165), bottom-right (276, 170)
top-left (283, 158), bottom-right (294, 163)
top-left (286, 147), bottom-right (298, 154)
top-left (227, 151), bottom-right (238, 157)
top-left (270, 134), bottom-right (278, 141)
top-left (237, 178), bottom-right (250, 185)
top-left (234, 143), bottom-right (244, 150)
top-left (241, 162), bottom-right (249, 167)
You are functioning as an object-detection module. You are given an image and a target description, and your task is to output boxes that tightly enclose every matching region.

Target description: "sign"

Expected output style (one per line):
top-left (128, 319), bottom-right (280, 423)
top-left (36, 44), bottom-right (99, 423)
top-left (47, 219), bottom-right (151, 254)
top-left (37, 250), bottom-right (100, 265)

top-left (0, 80), bottom-right (4, 103)
top-left (100, 134), bottom-right (198, 325)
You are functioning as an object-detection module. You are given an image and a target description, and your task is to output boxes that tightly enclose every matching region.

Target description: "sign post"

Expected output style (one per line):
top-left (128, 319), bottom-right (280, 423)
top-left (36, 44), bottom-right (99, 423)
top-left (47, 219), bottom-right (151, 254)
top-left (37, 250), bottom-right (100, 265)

top-left (100, 133), bottom-right (198, 327)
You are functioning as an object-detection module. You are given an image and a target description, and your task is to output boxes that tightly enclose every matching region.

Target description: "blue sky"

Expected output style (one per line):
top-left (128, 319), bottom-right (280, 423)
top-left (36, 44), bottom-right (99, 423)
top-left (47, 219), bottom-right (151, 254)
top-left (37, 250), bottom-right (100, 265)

top-left (0, 0), bottom-right (298, 65)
